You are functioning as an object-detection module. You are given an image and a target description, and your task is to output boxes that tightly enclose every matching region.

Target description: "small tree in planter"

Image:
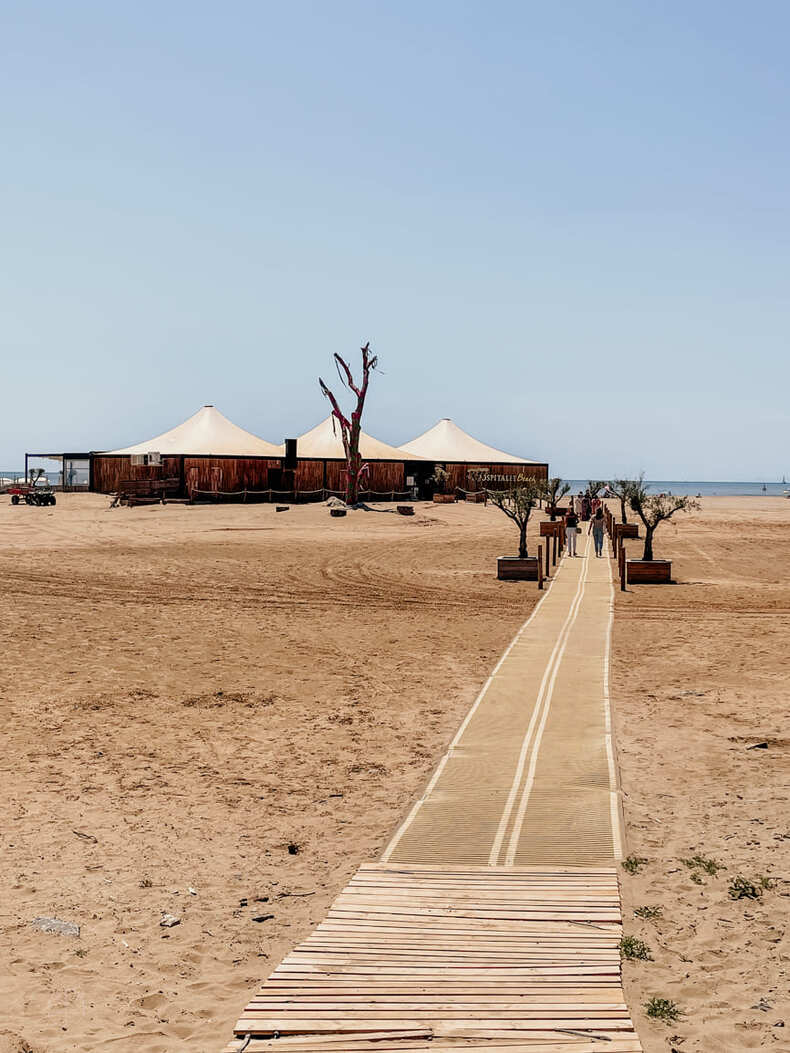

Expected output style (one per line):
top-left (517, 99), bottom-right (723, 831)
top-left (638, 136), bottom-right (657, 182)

top-left (608, 478), bottom-right (638, 524)
top-left (541, 477), bottom-right (570, 520)
top-left (489, 477), bottom-right (542, 559)
top-left (429, 467), bottom-right (455, 503)
top-left (430, 464), bottom-right (452, 496)
top-left (319, 341), bottom-right (378, 506)
top-left (587, 480), bottom-right (606, 501)
top-left (629, 478), bottom-right (699, 561)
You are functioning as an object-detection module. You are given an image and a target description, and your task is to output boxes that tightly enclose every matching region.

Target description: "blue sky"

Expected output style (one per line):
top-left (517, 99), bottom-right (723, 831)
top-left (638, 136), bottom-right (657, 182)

top-left (2, 1), bottom-right (789, 478)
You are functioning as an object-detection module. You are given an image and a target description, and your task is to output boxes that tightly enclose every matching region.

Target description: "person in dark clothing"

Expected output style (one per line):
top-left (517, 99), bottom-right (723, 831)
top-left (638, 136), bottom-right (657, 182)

top-left (565, 508), bottom-right (579, 556)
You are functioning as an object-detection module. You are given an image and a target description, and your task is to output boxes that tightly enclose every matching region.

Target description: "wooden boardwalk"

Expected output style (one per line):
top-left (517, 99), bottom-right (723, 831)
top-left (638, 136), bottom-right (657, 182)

top-left (223, 534), bottom-right (642, 1053)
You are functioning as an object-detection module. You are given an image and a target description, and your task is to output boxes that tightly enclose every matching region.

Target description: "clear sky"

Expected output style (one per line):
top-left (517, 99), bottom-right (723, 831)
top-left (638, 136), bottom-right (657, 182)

top-left (2, 1), bottom-right (789, 478)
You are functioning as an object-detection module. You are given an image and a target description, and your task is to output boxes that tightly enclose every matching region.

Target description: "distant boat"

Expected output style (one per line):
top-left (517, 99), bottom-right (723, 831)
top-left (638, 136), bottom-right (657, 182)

top-left (762, 483), bottom-right (767, 492)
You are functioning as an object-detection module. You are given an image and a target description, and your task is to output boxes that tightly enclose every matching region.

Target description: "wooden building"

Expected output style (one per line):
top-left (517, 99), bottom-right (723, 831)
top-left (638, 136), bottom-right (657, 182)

top-left (290, 416), bottom-right (431, 497)
top-left (90, 405), bottom-right (283, 497)
top-left (399, 418), bottom-right (548, 493)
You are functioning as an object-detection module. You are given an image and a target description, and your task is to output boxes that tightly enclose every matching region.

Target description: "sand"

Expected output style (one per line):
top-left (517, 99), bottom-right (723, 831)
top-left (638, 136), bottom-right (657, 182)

top-left (612, 498), bottom-right (790, 1051)
top-left (0, 494), bottom-right (542, 1052)
top-left (1, 494), bottom-right (788, 1052)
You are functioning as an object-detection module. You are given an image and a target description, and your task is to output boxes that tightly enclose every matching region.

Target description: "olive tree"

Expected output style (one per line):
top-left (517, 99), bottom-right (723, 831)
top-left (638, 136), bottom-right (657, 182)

top-left (541, 477), bottom-right (571, 520)
top-left (587, 480), bottom-right (607, 500)
top-left (608, 478), bottom-right (638, 524)
top-left (629, 479), bottom-right (699, 561)
top-left (489, 477), bottom-right (542, 559)
top-left (429, 464), bottom-right (452, 496)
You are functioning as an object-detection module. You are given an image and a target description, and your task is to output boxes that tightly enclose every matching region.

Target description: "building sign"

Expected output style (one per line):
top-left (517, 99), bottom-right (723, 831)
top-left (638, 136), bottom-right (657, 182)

top-left (468, 470), bottom-right (537, 485)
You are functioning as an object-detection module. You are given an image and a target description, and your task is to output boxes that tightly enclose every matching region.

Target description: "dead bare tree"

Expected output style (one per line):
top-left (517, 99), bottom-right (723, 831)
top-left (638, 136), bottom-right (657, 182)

top-left (319, 342), bottom-right (379, 506)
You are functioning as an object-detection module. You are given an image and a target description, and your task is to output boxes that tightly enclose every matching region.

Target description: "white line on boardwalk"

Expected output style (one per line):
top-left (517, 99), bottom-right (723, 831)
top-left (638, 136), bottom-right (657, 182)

top-left (502, 534), bottom-right (593, 866)
top-left (487, 536), bottom-right (589, 866)
top-left (602, 534), bottom-right (624, 860)
top-left (381, 543), bottom-right (567, 864)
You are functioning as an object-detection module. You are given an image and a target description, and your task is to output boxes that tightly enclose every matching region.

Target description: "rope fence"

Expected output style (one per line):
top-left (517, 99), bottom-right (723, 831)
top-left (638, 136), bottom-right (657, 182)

top-left (188, 487), bottom-right (415, 503)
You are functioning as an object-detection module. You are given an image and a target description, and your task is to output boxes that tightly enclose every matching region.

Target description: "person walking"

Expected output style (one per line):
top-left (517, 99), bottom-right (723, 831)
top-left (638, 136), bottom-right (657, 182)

top-left (581, 494), bottom-right (591, 521)
top-left (589, 506), bottom-right (605, 557)
top-left (565, 506), bottom-right (579, 557)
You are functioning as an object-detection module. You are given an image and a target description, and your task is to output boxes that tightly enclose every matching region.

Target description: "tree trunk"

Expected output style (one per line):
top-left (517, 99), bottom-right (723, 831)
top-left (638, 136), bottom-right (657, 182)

top-left (346, 450), bottom-right (362, 505)
top-left (519, 521), bottom-right (528, 559)
top-left (643, 526), bottom-right (654, 561)
top-left (620, 497), bottom-right (628, 524)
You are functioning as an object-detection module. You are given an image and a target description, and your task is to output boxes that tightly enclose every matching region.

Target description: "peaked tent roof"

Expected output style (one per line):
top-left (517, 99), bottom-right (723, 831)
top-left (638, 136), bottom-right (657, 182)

top-left (107, 405), bottom-right (282, 457)
top-left (399, 418), bottom-right (540, 464)
top-left (291, 416), bottom-right (429, 461)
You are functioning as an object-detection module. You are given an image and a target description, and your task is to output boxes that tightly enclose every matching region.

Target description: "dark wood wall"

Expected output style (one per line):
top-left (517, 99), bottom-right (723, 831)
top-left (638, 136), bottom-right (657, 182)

top-left (91, 456), bottom-right (182, 494)
top-left (91, 455), bottom-right (281, 495)
top-left (183, 458), bottom-right (281, 494)
top-left (90, 455), bottom-right (546, 498)
top-left (91, 455), bottom-right (411, 496)
top-left (294, 460), bottom-right (407, 494)
top-left (327, 460), bottom-right (406, 493)
top-left (294, 460), bottom-right (325, 491)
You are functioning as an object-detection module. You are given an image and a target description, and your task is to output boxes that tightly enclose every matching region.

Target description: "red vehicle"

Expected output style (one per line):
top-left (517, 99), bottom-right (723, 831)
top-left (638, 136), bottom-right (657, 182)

top-left (8, 483), bottom-right (56, 506)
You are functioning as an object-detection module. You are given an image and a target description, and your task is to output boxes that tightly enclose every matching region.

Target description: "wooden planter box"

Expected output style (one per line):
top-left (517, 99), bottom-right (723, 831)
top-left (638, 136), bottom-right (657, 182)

top-left (540, 521), bottom-right (560, 537)
top-left (617, 523), bottom-right (639, 539)
top-left (547, 506), bottom-right (568, 519)
top-left (433, 493), bottom-right (456, 504)
top-left (464, 491), bottom-right (486, 503)
top-left (626, 559), bottom-right (672, 584)
top-left (497, 556), bottom-right (540, 581)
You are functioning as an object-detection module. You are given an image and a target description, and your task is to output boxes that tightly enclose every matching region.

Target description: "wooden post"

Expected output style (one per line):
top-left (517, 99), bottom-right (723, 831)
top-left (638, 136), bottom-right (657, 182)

top-left (552, 527), bottom-right (558, 565)
top-left (545, 536), bottom-right (550, 578)
top-left (538, 545), bottom-right (544, 590)
top-left (620, 544), bottom-right (627, 591)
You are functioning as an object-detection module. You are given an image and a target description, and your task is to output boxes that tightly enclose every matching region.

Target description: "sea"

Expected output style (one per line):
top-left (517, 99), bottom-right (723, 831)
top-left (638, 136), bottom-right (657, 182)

top-left (566, 480), bottom-right (789, 498)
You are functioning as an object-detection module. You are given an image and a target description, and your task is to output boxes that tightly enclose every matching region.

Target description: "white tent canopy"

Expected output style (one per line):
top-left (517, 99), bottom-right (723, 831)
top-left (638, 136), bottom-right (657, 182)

top-left (399, 418), bottom-right (539, 464)
top-left (291, 416), bottom-right (429, 461)
top-left (107, 405), bottom-right (282, 458)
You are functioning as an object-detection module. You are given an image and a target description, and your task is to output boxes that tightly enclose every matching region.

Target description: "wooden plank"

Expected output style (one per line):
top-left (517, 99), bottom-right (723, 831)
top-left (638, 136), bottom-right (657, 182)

top-left (221, 864), bottom-right (640, 1053)
top-left (234, 1018), bottom-right (635, 1033)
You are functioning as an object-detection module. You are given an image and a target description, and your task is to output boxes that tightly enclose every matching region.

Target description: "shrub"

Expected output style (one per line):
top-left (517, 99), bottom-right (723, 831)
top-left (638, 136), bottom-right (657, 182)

top-left (645, 997), bottom-right (680, 1023)
top-left (620, 935), bottom-right (653, 961)
top-left (622, 855), bottom-right (648, 875)
top-left (728, 876), bottom-right (761, 900)
top-left (681, 854), bottom-right (724, 876)
top-left (634, 905), bottom-right (663, 921)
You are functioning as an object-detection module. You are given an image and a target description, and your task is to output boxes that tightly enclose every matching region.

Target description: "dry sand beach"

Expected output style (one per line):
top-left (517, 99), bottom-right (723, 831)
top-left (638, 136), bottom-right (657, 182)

top-left (0, 495), bottom-right (542, 1053)
top-left (0, 494), bottom-right (788, 1052)
top-left (613, 498), bottom-right (790, 1051)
